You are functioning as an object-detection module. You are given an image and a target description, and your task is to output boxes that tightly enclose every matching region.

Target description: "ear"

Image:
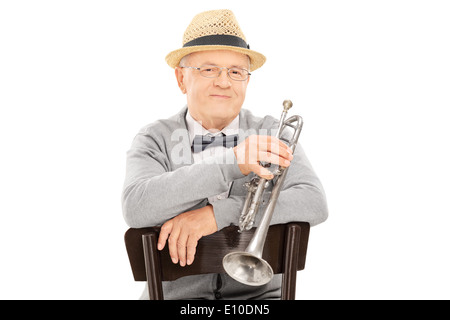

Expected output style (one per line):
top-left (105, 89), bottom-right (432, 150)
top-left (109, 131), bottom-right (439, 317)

top-left (175, 67), bottom-right (186, 94)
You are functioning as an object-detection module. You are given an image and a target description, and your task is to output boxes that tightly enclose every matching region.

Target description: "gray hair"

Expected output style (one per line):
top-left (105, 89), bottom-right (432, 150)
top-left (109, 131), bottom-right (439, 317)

top-left (179, 54), bottom-right (191, 67)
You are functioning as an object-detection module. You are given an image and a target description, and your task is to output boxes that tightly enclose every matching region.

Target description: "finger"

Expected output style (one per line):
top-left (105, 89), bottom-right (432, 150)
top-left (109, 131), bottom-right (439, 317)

top-left (176, 231), bottom-right (189, 267)
top-left (276, 143), bottom-right (293, 161)
top-left (278, 139), bottom-right (293, 153)
top-left (266, 140), bottom-right (293, 160)
top-left (157, 221), bottom-right (173, 251)
top-left (255, 136), bottom-right (283, 149)
top-left (256, 136), bottom-right (293, 159)
top-left (186, 234), bottom-right (200, 266)
top-left (168, 224), bottom-right (181, 264)
top-left (251, 164), bottom-right (274, 180)
top-left (259, 151), bottom-right (291, 168)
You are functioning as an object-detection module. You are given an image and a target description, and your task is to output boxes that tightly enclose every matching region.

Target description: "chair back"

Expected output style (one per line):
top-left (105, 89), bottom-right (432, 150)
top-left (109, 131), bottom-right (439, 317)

top-left (125, 222), bottom-right (309, 282)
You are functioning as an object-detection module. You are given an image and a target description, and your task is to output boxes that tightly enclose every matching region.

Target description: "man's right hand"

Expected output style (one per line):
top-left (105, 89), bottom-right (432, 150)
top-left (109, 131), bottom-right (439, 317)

top-left (233, 135), bottom-right (294, 180)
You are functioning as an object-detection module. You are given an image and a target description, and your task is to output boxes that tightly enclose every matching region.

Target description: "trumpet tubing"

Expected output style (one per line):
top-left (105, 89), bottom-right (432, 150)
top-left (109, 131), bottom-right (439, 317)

top-left (222, 100), bottom-right (303, 286)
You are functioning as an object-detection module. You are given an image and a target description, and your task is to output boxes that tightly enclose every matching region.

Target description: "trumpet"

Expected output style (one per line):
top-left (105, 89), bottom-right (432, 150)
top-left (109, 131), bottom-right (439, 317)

top-left (222, 100), bottom-right (303, 286)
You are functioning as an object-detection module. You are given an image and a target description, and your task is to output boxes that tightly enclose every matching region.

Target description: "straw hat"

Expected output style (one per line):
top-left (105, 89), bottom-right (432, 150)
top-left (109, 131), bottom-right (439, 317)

top-left (165, 9), bottom-right (266, 72)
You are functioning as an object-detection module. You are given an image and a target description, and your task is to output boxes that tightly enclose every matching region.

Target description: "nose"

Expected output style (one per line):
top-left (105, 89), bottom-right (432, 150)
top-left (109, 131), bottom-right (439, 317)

top-left (214, 68), bottom-right (231, 88)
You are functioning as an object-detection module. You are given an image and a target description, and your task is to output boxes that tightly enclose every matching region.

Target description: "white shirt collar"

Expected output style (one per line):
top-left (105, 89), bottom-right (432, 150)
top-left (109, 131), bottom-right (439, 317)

top-left (185, 109), bottom-right (240, 144)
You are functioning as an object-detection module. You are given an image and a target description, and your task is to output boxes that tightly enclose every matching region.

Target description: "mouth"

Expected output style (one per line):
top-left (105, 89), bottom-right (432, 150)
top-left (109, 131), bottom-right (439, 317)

top-left (210, 94), bottom-right (231, 99)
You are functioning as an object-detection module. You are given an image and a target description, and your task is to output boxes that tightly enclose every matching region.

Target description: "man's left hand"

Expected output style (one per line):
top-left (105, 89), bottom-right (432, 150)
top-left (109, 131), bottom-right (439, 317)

top-left (157, 205), bottom-right (218, 266)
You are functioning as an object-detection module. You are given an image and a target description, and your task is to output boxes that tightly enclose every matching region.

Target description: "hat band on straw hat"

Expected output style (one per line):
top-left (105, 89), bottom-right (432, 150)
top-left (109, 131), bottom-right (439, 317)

top-left (183, 34), bottom-right (250, 49)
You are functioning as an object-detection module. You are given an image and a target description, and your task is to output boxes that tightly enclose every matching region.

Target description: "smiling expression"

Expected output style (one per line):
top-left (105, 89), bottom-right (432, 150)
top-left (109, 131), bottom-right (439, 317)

top-left (175, 50), bottom-right (251, 131)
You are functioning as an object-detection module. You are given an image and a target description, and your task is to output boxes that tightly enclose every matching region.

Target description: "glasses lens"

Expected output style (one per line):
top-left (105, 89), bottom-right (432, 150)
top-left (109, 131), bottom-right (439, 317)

top-left (228, 68), bottom-right (248, 81)
top-left (199, 66), bottom-right (220, 78)
top-left (198, 65), bottom-right (249, 81)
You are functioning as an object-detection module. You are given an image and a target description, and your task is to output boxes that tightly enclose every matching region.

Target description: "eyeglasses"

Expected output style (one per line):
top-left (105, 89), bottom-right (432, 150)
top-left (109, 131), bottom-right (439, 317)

top-left (180, 65), bottom-right (251, 81)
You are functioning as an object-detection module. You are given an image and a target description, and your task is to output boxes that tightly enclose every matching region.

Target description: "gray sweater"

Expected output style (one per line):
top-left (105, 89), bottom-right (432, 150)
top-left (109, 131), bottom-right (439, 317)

top-left (122, 106), bottom-right (328, 299)
top-left (122, 106), bottom-right (327, 229)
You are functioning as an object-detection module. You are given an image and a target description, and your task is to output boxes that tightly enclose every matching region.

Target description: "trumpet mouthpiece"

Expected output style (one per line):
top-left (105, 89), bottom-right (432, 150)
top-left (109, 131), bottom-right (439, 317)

top-left (283, 100), bottom-right (293, 111)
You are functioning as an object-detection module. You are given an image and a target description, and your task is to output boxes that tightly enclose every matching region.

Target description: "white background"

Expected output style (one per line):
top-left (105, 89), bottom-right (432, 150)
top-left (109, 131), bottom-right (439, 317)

top-left (1, 0), bottom-right (449, 300)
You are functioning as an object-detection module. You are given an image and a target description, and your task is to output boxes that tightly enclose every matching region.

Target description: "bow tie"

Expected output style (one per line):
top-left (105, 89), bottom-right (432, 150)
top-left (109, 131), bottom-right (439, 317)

top-left (191, 133), bottom-right (239, 153)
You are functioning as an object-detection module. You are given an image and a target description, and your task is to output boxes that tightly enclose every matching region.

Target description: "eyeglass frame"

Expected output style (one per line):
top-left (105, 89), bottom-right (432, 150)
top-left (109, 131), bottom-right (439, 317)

top-left (179, 65), bottom-right (252, 81)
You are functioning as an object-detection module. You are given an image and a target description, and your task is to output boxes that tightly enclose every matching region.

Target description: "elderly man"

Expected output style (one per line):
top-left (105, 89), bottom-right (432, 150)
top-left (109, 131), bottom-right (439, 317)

top-left (122, 9), bottom-right (328, 300)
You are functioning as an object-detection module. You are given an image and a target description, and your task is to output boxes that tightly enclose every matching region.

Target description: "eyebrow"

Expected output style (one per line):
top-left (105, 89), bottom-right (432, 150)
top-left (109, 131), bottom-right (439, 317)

top-left (201, 62), bottom-right (249, 69)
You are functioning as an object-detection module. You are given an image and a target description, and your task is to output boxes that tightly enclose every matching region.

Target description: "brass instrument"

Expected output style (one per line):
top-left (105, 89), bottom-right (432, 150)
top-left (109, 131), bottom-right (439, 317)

top-left (222, 100), bottom-right (303, 286)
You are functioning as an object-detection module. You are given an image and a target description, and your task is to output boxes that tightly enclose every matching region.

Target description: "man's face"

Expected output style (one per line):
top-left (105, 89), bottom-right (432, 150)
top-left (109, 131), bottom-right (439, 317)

top-left (175, 50), bottom-right (250, 130)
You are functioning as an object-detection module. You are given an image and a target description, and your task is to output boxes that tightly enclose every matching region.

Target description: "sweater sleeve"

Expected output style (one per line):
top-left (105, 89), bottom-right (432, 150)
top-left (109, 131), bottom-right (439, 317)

top-left (210, 142), bottom-right (328, 230)
top-left (268, 142), bottom-right (328, 227)
top-left (121, 132), bottom-right (244, 228)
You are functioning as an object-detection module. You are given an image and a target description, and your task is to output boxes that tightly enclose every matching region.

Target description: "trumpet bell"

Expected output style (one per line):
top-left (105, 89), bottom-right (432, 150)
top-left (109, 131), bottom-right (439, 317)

top-left (222, 251), bottom-right (274, 286)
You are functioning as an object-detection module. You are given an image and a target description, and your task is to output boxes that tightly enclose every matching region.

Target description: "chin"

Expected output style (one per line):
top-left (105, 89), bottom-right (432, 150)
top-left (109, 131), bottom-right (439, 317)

top-left (212, 108), bottom-right (236, 118)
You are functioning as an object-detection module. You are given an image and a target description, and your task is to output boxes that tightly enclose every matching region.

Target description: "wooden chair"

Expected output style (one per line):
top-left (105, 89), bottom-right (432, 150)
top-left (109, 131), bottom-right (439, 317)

top-left (124, 222), bottom-right (310, 300)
